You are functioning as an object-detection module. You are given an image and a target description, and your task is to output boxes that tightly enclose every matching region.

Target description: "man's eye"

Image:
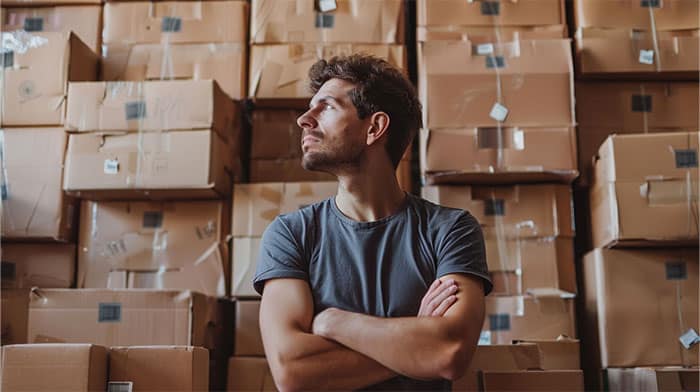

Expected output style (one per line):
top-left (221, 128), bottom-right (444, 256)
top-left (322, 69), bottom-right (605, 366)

top-left (324, 104), bottom-right (333, 110)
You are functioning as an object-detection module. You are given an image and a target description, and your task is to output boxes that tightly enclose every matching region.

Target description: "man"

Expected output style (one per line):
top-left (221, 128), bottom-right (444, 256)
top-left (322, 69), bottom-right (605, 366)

top-left (253, 54), bottom-right (492, 391)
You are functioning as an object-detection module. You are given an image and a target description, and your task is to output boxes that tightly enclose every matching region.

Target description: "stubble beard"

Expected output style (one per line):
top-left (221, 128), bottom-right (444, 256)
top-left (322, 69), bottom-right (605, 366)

top-left (301, 139), bottom-right (365, 174)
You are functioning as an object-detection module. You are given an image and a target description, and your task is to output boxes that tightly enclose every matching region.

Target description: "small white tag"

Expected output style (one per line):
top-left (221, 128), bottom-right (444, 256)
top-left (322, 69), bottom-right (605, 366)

top-left (512, 129), bottom-right (525, 150)
top-left (478, 330), bottom-right (491, 345)
top-left (104, 159), bottom-right (120, 174)
top-left (639, 49), bottom-right (655, 65)
top-left (489, 102), bottom-right (509, 122)
top-left (679, 328), bottom-right (700, 349)
top-left (477, 43), bottom-right (494, 55)
top-left (318, 0), bottom-right (337, 12)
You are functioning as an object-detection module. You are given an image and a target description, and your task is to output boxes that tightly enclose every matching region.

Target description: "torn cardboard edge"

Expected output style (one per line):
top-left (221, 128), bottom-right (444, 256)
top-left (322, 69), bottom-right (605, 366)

top-left (424, 170), bottom-right (579, 185)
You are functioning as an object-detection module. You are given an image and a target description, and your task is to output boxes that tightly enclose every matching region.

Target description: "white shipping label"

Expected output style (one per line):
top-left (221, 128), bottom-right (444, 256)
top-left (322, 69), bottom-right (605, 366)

top-left (318, 0), bottom-right (338, 12)
top-left (679, 328), bottom-right (700, 349)
top-left (478, 330), bottom-right (491, 345)
top-left (639, 49), bottom-right (655, 65)
top-left (477, 43), bottom-right (494, 55)
top-left (489, 102), bottom-right (509, 122)
top-left (104, 159), bottom-right (120, 174)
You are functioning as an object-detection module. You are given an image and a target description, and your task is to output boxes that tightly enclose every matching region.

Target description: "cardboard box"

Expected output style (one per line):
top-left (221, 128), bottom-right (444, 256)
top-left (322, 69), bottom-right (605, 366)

top-left (574, 0), bottom-right (700, 31)
top-left (485, 236), bottom-right (575, 295)
top-left (250, 158), bottom-right (337, 182)
top-left (418, 0), bottom-right (565, 27)
top-left (251, 109), bottom-right (305, 159)
top-left (249, 43), bottom-right (405, 99)
top-left (2, 243), bottom-right (76, 289)
top-left (1, 289), bottom-right (30, 345)
top-left (590, 132), bottom-right (699, 247)
top-left (583, 248), bottom-right (699, 368)
top-left (234, 300), bottom-right (264, 356)
top-left (103, 1), bottom-right (248, 45)
top-left (417, 25), bottom-right (567, 44)
top-left (0, 344), bottom-right (107, 391)
top-left (603, 367), bottom-right (700, 392)
top-left (575, 28), bottom-right (700, 77)
top-left (250, 0), bottom-right (403, 44)
top-left (101, 43), bottom-right (247, 100)
top-left (515, 338), bottom-right (581, 371)
top-left (227, 357), bottom-right (276, 392)
top-left (77, 200), bottom-right (229, 297)
top-left (2, 0), bottom-right (100, 5)
top-left (418, 39), bottom-right (574, 129)
top-left (422, 184), bottom-right (574, 238)
top-left (109, 346), bottom-right (209, 392)
top-left (232, 237), bottom-right (263, 298)
top-left (63, 130), bottom-right (234, 199)
top-left (1, 6), bottom-right (102, 53)
top-left (481, 294), bottom-right (576, 345)
top-left (419, 127), bottom-right (577, 179)
top-left (478, 370), bottom-right (583, 391)
top-left (1, 128), bottom-right (78, 241)
top-left (1, 31), bottom-right (97, 126)
top-left (453, 343), bottom-right (542, 391)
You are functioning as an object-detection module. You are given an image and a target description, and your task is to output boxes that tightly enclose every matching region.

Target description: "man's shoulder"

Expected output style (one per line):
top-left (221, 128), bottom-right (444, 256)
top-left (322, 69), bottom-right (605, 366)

top-left (408, 194), bottom-right (473, 225)
top-left (274, 196), bottom-right (334, 232)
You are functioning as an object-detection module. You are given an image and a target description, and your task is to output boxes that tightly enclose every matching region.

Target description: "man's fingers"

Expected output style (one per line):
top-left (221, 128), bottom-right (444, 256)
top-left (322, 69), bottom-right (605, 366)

top-left (427, 283), bottom-right (458, 311)
top-left (432, 295), bottom-right (457, 317)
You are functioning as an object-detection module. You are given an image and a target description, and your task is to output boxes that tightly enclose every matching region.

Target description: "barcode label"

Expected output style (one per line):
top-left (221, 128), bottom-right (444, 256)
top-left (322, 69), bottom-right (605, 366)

top-left (104, 159), bottom-right (120, 174)
top-left (481, 1), bottom-right (500, 15)
top-left (23, 17), bottom-right (44, 32)
top-left (315, 13), bottom-right (335, 28)
top-left (2, 52), bottom-right (14, 68)
top-left (489, 314), bottom-right (510, 331)
top-left (485, 55), bottom-right (505, 69)
top-left (318, 0), bottom-right (337, 12)
top-left (639, 50), bottom-right (655, 65)
top-left (675, 149), bottom-right (698, 168)
top-left (98, 303), bottom-right (122, 323)
top-left (484, 199), bottom-right (505, 216)
top-left (641, 0), bottom-right (661, 7)
top-left (142, 211), bottom-right (164, 228)
top-left (666, 261), bottom-right (688, 280)
top-left (108, 381), bottom-right (133, 392)
top-left (124, 101), bottom-right (146, 120)
top-left (477, 44), bottom-right (495, 55)
top-left (161, 17), bottom-right (182, 32)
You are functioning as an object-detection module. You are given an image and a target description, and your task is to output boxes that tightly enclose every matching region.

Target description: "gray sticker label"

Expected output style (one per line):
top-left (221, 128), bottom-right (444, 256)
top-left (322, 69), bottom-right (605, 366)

top-left (489, 314), bottom-right (510, 331)
top-left (675, 149), bottom-right (698, 168)
top-left (98, 303), bottom-right (122, 322)
top-left (2, 52), bottom-right (14, 68)
top-left (161, 17), bottom-right (182, 32)
top-left (486, 55), bottom-right (505, 69)
top-left (641, 0), bottom-right (661, 7)
top-left (315, 13), bottom-right (335, 28)
top-left (125, 101), bottom-right (147, 120)
top-left (1, 262), bottom-right (17, 280)
top-left (108, 381), bottom-right (133, 392)
top-left (484, 199), bottom-right (505, 216)
top-left (631, 94), bottom-right (652, 112)
top-left (481, 1), bottom-right (501, 15)
top-left (1, 184), bottom-right (7, 201)
top-left (142, 211), bottom-right (163, 228)
top-left (23, 17), bottom-right (44, 32)
top-left (666, 261), bottom-right (687, 280)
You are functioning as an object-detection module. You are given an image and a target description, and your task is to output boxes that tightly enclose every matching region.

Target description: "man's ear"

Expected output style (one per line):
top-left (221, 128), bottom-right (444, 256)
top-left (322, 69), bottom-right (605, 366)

top-left (366, 112), bottom-right (390, 146)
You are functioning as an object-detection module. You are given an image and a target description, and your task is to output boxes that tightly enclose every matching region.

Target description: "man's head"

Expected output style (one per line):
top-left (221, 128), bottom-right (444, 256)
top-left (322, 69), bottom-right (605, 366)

top-left (297, 54), bottom-right (422, 173)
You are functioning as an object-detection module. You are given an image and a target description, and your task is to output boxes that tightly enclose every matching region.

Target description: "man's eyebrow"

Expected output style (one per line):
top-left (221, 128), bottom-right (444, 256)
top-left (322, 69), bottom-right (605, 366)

top-left (310, 95), bottom-right (341, 109)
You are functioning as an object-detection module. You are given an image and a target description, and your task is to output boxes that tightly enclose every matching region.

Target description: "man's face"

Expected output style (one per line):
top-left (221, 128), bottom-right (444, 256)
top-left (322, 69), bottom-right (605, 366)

top-left (297, 78), bottom-right (369, 173)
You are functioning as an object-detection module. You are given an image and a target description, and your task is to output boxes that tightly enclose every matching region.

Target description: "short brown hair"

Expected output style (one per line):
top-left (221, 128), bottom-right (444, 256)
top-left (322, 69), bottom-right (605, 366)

top-left (308, 54), bottom-right (422, 168)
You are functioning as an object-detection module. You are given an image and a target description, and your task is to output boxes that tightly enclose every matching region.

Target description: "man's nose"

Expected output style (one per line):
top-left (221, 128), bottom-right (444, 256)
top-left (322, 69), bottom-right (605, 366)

top-left (297, 109), bottom-right (317, 129)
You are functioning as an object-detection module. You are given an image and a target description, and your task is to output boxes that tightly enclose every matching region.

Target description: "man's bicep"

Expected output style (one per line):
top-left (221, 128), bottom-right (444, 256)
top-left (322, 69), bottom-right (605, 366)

top-left (440, 273), bottom-right (486, 345)
top-left (260, 278), bottom-right (314, 335)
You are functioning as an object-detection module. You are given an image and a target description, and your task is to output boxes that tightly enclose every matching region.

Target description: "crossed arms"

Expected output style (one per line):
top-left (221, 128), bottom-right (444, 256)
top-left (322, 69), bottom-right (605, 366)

top-left (259, 273), bottom-right (485, 391)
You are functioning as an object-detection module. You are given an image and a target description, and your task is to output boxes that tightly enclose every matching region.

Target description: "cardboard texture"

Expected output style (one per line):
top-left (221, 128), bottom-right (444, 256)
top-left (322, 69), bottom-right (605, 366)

top-left (0, 31), bottom-right (97, 126)
top-left (101, 43), bottom-right (247, 100)
top-left (485, 236), bottom-right (575, 295)
top-left (417, 25), bottom-right (567, 44)
top-left (103, 1), bottom-right (248, 45)
top-left (63, 130), bottom-right (234, 199)
top-left (419, 126), bottom-right (577, 177)
top-left (481, 294), bottom-right (576, 345)
top-left (479, 370), bottom-right (584, 391)
top-left (1, 128), bottom-right (78, 241)
top-left (109, 346), bottom-right (209, 392)
top-left (576, 81), bottom-right (699, 184)
top-left (250, 158), bottom-right (337, 182)
top-left (249, 43), bottom-right (405, 99)
top-left (77, 200), bottom-right (229, 297)
top-left (227, 357), bottom-right (276, 392)
top-left (604, 367), bottom-right (700, 392)
top-left (590, 132), bottom-right (699, 247)
top-left (1, 243), bottom-right (76, 289)
top-left (1, 6), bottom-right (102, 53)
top-left (422, 184), bottom-right (574, 238)
top-left (574, 0), bottom-right (700, 31)
top-left (0, 344), bottom-right (108, 391)
top-left (418, 39), bottom-right (574, 129)
top-left (250, 0), bottom-right (403, 44)
top-left (515, 338), bottom-right (581, 371)
top-left (575, 28), bottom-right (700, 77)
top-left (234, 300), bottom-right (264, 356)
top-left (453, 343), bottom-right (541, 391)
top-left (232, 237), bottom-right (262, 298)
top-left (2, 0), bottom-right (100, 5)
top-left (583, 248), bottom-right (699, 368)
top-left (1, 289), bottom-right (30, 345)
top-left (251, 109), bottom-right (305, 159)
top-left (418, 0), bottom-right (565, 27)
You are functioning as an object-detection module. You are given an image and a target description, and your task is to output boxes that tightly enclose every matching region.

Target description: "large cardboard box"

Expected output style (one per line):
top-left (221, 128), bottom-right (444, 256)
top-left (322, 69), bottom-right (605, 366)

top-left (227, 357), bottom-right (276, 392)
top-left (515, 338), bottom-right (581, 371)
top-left (0, 31), bottom-right (97, 126)
top-left (603, 367), bottom-right (700, 392)
top-left (63, 130), bottom-right (233, 199)
top-left (419, 126), bottom-right (577, 180)
top-left (77, 200), bottom-right (229, 297)
top-left (590, 132), bottom-right (699, 247)
top-left (478, 370), bottom-right (583, 391)
top-left (418, 0), bottom-right (565, 27)
top-left (109, 346), bottom-right (209, 392)
top-left (1, 6), bottom-right (102, 53)
top-left (574, 0), bottom-right (700, 31)
top-left (250, 158), bottom-right (336, 182)
top-left (1, 289), bottom-right (30, 345)
top-left (0, 344), bottom-right (107, 391)
top-left (251, 109), bottom-right (305, 159)
top-left (1, 128), bottom-right (78, 241)
top-left (2, 243), bottom-right (75, 289)
top-left (2, 0), bottom-right (100, 5)
top-left (250, 0), bottom-right (403, 44)
top-left (234, 300), bottom-right (264, 356)
top-left (422, 184), bottom-right (574, 239)
top-left (576, 81), bottom-right (699, 184)
top-left (481, 294), bottom-right (576, 345)
top-left (103, 1), bottom-right (248, 45)
top-left (575, 28), bottom-right (700, 77)
top-left (418, 39), bottom-right (574, 129)
top-left (101, 43), bottom-right (247, 100)
top-left (249, 43), bottom-right (405, 99)
top-left (583, 248), bottom-right (699, 368)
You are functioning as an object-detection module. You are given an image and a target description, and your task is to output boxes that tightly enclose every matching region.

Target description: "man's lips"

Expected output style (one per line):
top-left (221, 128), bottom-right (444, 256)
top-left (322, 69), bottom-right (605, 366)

top-left (302, 135), bottom-right (321, 147)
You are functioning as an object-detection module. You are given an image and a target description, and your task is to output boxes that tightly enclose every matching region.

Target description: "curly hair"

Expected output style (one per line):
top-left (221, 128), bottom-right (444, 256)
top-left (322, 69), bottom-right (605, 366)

top-left (308, 54), bottom-right (422, 168)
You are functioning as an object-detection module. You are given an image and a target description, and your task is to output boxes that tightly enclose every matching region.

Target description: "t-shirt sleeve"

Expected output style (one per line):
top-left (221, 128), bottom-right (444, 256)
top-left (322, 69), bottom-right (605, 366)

top-left (252, 216), bottom-right (308, 295)
top-left (436, 212), bottom-right (493, 295)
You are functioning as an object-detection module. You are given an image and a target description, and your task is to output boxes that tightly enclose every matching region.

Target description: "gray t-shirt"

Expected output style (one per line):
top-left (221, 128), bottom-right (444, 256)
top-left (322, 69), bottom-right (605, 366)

top-left (253, 193), bottom-right (492, 391)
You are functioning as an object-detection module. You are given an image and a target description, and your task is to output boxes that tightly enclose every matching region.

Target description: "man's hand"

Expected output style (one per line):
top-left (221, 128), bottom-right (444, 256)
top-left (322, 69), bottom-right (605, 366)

top-left (417, 278), bottom-right (458, 317)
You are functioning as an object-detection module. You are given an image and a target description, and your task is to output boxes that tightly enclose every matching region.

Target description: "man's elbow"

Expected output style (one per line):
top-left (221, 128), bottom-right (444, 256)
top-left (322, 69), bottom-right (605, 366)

top-left (437, 342), bottom-right (472, 381)
top-left (269, 355), bottom-right (308, 392)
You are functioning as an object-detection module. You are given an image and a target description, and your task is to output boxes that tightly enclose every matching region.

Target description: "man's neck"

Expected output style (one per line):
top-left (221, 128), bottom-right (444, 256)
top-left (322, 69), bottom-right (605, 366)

top-left (334, 166), bottom-right (406, 223)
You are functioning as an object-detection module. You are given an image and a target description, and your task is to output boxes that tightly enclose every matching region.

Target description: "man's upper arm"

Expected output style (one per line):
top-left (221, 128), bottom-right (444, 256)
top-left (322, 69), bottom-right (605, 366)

top-left (259, 279), bottom-right (314, 358)
top-left (439, 273), bottom-right (486, 364)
